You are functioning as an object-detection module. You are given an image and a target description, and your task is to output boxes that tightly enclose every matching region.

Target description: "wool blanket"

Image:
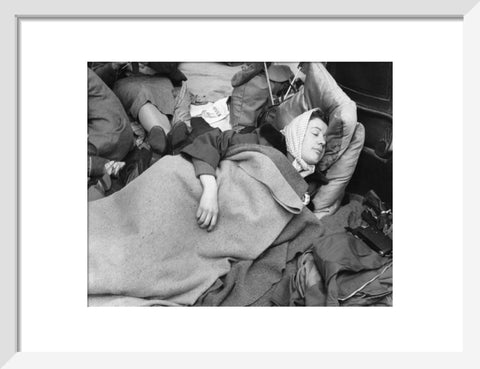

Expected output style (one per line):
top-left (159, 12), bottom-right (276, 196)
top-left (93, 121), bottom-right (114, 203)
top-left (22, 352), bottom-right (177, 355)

top-left (195, 206), bottom-right (325, 306)
top-left (88, 145), bottom-right (316, 306)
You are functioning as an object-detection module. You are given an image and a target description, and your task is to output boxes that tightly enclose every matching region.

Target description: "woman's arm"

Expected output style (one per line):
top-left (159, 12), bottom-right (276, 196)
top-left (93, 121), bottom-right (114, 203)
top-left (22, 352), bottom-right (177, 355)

top-left (182, 126), bottom-right (259, 231)
top-left (197, 174), bottom-right (219, 232)
top-left (181, 127), bottom-right (258, 175)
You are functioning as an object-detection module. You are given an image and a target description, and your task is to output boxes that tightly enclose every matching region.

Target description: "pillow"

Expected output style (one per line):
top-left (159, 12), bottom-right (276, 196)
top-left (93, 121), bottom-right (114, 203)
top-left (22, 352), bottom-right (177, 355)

top-left (312, 123), bottom-right (365, 218)
top-left (274, 62), bottom-right (358, 171)
top-left (270, 63), bottom-right (361, 216)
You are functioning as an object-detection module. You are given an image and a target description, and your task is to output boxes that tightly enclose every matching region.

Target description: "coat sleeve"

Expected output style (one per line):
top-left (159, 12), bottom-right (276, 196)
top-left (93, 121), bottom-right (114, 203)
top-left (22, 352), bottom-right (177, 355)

top-left (191, 158), bottom-right (216, 177)
top-left (180, 128), bottom-right (259, 177)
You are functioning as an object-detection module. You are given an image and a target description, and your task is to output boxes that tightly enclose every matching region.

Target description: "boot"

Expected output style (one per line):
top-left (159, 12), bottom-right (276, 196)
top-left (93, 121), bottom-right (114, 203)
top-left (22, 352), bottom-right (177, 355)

top-left (167, 121), bottom-right (190, 155)
top-left (146, 126), bottom-right (168, 156)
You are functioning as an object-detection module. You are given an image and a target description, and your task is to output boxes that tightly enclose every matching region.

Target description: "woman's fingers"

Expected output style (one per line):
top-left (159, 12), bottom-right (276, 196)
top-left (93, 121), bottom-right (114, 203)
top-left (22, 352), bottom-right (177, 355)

top-left (197, 208), bottom-right (206, 223)
top-left (197, 206), bottom-right (218, 231)
top-left (200, 212), bottom-right (212, 228)
top-left (196, 206), bottom-right (202, 219)
top-left (207, 213), bottom-right (217, 232)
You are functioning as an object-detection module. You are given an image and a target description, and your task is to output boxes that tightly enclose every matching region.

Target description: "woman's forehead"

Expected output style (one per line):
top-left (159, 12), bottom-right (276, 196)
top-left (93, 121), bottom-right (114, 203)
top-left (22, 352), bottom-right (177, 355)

top-left (308, 117), bottom-right (328, 131)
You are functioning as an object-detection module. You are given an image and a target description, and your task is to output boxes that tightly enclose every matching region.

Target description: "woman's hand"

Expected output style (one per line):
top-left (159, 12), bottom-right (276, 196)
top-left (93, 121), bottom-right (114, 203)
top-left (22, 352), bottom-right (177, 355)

top-left (197, 175), bottom-right (219, 232)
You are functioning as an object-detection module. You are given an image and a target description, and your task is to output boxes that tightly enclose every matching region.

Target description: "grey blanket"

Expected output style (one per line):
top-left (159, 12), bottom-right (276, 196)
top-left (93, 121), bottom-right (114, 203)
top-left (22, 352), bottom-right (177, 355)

top-left (88, 145), bottom-right (319, 306)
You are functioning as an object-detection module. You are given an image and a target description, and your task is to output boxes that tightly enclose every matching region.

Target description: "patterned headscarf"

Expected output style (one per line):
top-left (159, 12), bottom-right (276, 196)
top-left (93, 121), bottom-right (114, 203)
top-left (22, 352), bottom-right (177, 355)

top-left (281, 108), bottom-right (323, 178)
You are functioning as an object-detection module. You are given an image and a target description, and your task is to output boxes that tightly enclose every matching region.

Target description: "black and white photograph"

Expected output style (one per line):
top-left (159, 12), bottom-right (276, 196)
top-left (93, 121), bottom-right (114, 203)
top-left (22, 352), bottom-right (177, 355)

top-left (87, 61), bottom-right (393, 307)
top-left (5, 1), bottom-right (473, 361)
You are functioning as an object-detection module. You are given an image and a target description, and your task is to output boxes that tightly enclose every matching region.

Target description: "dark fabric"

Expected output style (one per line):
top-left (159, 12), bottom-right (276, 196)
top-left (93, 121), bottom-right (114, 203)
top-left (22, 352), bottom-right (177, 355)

top-left (113, 75), bottom-right (175, 120)
top-left (180, 123), bottom-right (277, 178)
top-left (88, 68), bottom-right (134, 161)
top-left (169, 116), bottom-right (217, 156)
top-left (118, 147), bottom-right (153, 187)
top-left (195, 200), bottom-right (325, 306)
top-left (146, 62), bottom-right (187, 86)
top-left (229, 64), bottom-right (294, 131)
top-left (312, 232), bottom-right (392, 305)
top-left (88, 62), bottom-right (119, 89)
top-left (146, 62), bottom-right (180, 75)
top-left (270, 232), bottom-right (393, 306)
top-left (191, 158), bottom-right (215, 177)
top-left (278, 251), bottom-right (327, 306)
top-left (225, 144), bottom-right (308, 200)
top-left (258, 124), bottom-right (287, 155)
top-left (229, 73), bottom-right (288, 132)
top-left (339, 265), bottom-right (392, 306)
top-left (167, 121), bottom-right (190, 154)
top-left (88, 155), bottom-right (109, 178)
top-left (230, 73), bottom-right (269, 130)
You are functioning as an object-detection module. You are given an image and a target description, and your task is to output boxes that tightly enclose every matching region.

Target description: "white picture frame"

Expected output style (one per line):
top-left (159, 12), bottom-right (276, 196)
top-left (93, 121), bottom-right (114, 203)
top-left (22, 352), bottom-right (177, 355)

top-left (2, 0), bottom-right (479, 367)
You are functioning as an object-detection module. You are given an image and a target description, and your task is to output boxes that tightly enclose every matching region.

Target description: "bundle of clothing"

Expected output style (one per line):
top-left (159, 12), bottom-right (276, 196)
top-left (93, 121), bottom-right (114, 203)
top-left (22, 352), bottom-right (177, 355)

top-left (270, 232), bottom-right (392, 306)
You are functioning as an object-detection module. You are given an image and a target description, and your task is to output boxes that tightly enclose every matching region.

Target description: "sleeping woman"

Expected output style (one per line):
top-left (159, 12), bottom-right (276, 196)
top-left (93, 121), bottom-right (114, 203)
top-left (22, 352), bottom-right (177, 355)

top-left (88, 108), bottom-right (328, 306)
top-left (180, 108), bottom-right (329, 231)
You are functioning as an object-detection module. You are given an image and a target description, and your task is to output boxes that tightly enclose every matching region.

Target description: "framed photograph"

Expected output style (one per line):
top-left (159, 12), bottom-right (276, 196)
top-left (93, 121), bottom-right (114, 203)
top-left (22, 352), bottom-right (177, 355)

top-left (2, 0), bottom-right (479, 367)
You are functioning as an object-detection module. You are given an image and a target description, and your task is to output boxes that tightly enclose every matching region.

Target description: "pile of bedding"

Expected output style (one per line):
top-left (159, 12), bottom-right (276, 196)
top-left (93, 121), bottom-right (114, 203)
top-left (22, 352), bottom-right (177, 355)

top-left (88, 144), bottom-right (325, 306)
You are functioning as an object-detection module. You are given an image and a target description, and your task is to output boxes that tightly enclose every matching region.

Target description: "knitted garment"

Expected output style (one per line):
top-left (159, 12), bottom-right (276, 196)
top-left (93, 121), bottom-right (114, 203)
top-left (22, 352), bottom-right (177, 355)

top-left (281, 108), bottom-right (321, 177)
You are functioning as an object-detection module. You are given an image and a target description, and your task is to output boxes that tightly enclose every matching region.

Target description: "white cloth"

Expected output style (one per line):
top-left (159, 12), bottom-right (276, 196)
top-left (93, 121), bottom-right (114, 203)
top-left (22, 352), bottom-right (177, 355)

top-left (281, 108), bottom-right (320, 177)
top-left (190, 97), bottom-right (231, 131)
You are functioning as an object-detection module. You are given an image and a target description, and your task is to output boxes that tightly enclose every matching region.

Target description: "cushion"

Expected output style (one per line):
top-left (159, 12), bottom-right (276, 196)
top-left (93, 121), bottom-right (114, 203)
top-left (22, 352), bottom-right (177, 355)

top-left (274, 62), bottom-right (358, 171)
top-left (313, 123), bottom-right (365, 218)
top-left (270, 63), bottom-right (361, 215)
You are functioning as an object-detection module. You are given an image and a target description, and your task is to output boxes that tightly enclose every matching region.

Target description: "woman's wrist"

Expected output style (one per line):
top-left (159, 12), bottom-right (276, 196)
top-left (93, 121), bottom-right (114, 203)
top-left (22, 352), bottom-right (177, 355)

top-left (199, 174), bottom-right (217, 189)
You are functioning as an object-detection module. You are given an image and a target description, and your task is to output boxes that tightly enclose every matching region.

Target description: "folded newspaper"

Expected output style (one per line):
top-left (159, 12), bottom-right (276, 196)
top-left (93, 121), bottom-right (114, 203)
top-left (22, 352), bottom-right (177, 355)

top-left (190, 97), bottom-right (230, 128)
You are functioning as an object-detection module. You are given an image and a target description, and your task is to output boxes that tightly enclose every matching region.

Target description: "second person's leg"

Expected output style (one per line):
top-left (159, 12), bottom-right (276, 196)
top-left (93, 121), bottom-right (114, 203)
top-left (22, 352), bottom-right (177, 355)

top-left (138, 102), bottom-right (171, 155)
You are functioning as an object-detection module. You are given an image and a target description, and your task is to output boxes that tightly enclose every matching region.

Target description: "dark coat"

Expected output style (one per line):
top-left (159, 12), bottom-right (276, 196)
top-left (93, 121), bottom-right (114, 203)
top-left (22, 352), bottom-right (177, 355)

top-left (180, 117), bottom-right (288, 177)
top-left (179, 118), bottom-right (329, 210)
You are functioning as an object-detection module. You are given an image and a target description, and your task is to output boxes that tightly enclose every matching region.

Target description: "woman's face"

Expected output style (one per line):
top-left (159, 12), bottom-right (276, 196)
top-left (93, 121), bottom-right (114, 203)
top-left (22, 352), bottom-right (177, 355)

top-left (301, 117), bottom-right (328, 165)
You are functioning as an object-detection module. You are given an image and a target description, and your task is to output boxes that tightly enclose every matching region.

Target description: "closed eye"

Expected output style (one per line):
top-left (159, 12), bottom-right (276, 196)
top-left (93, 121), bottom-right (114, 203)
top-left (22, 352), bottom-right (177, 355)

top-left (311, 129), bottom-right (321, 136)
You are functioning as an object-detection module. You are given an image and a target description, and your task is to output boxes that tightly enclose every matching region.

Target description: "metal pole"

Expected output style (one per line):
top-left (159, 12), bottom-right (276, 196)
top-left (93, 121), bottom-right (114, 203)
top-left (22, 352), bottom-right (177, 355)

top-left (263, 62), bottom-right (275, 105)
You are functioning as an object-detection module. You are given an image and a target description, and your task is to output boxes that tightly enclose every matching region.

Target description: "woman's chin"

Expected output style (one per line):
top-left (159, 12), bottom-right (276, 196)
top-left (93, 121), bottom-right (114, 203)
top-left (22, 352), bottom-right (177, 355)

top-left (306, 152), bottom-right (324, 165)
top-left (304, 156), bottom-right (320, 165)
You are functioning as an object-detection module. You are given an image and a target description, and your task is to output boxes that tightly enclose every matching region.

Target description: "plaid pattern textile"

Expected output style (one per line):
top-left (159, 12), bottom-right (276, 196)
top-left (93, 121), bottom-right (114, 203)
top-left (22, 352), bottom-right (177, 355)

top-left (130, 120), bottom-right (150, 150)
